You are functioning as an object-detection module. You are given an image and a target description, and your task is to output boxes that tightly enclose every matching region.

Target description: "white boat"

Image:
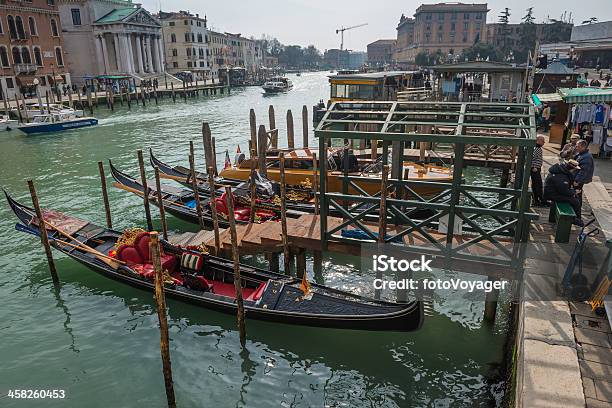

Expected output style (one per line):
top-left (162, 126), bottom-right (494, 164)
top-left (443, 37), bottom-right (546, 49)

top-left (262, 77), bottom-right (293, 94)
top-left (0, 114), bottom-right (18, 131)
top-left (12, 103), bottom-right (84, 119)
top-left (18, 111), bottom-right (97, 135)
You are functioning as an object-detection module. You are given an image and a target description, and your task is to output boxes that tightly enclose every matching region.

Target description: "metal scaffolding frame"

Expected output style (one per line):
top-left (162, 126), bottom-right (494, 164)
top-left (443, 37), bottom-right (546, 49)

top-left (315, 101), bottom-right (539, 277)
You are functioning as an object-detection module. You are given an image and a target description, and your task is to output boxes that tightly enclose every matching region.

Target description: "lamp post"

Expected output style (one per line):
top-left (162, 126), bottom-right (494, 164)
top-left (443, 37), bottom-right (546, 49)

top-left (33, 77), bottom-right (44, 113)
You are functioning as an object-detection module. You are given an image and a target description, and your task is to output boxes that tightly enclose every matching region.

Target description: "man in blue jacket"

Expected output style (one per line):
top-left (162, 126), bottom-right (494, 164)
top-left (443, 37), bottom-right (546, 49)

top-left (573, 139), bottom-right (594, 220)
top-left (544, 160), bottom-right (582, 226)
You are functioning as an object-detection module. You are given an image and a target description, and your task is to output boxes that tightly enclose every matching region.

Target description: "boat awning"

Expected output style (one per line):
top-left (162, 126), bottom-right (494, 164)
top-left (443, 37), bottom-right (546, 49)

top-left (558, 87), bottom-right (612, 103)
top-left (532, 93), bottom-right (563, 106)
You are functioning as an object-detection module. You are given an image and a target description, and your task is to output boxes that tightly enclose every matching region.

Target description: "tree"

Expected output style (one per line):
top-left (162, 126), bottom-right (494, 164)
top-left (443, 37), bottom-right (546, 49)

top-left (522, 7), bottom-right (535, 24)
top-left (498, 7), bottom-right (510, 24)
top-left (414, 50), bottom-right (444, 66)
top-left (497, 8), bottom-right (511, 55)
top-left (461, 43), bottom-right (504, 62)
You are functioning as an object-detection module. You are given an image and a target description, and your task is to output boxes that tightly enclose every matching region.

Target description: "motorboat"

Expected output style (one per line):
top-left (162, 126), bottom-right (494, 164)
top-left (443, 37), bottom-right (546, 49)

top-left (262, 77), bottom-right (293, 94)
top-left (12, 103), bottom-right (84, 119)
top-left (18, 111), bottom-right (97, 135)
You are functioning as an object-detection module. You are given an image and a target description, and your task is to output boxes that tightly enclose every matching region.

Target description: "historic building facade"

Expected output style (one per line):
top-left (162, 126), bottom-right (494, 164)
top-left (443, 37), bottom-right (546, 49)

top-left (367, 39), bottom-right (396, 66)
top-left (158, 10), bottom-right (210, 80)
top-left (59, 0), bottom-right (163, 84)
top-left (0, 0), bottom-right (70, 99)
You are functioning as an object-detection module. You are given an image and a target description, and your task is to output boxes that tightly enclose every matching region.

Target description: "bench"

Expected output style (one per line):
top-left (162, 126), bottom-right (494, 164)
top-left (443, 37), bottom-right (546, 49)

top-left (549, 201), bottom-right (575, 243)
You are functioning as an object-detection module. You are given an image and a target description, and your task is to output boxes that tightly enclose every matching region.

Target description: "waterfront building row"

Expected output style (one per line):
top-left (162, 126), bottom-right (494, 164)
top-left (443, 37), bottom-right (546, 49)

top-left (0, 0), bottom-right (271, 99)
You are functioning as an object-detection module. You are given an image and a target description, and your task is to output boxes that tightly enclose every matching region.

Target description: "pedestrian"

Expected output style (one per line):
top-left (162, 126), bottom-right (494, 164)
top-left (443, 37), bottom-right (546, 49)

top-left (544, 159), bottom-right (582, 225)
top-left (531, 135), bottom-right (546, 206)
top-left (542, 104), bottom-right (551, 132)
top-left (560, 134), bottom-right (580, 159)
top-left (573, 139), bottom-right (594, 223)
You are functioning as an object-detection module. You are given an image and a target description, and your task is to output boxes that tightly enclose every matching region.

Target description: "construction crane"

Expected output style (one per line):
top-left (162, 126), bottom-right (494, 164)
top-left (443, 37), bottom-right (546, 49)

top-left (336, 23), bottom-right (368, 51)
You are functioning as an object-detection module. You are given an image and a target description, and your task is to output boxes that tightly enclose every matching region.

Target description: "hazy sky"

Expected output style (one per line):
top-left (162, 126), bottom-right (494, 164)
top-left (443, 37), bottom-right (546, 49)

top-left (143, 0), bottom-right (612, 51)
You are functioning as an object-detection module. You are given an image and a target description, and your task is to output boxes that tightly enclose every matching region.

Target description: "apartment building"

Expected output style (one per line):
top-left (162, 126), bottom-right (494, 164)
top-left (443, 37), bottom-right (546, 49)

top-left (159, 10), bottom-right (209, 80)
top-left (0, 0), bottom-right (70, 99)
top-left (367, 39), bottom-right (396, 66)
top-left (394, 15), bottom-right (416, 66)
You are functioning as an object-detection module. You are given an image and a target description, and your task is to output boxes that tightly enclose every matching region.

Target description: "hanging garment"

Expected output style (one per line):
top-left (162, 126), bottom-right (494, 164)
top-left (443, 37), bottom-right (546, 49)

top-left (594, 104), bottom-right (606, 124)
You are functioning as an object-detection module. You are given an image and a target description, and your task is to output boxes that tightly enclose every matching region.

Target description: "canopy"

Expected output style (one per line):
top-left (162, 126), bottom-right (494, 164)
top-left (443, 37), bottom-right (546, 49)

top-left (558, 87), bottom-right (612, 103)
top-left (532, 93), bottom-right (563, 106)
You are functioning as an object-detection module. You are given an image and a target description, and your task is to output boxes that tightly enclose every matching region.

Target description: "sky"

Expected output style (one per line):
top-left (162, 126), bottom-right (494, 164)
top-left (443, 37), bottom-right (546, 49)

top-left (142, 0), bottom-right (612, 51)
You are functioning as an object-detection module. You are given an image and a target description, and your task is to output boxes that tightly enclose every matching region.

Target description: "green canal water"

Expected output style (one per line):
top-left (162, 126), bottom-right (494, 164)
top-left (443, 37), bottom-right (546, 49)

top-left (0, 72), bottom-right (510, 407)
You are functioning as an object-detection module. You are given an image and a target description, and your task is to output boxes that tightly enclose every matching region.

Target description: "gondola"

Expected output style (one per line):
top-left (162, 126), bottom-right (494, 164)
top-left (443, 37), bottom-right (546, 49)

top-left (150, 149), bottom-right (325, 214)
top-left (109, 161), bottom-right (283, 229)
top-left (6, 192), bottom-right (423, 331)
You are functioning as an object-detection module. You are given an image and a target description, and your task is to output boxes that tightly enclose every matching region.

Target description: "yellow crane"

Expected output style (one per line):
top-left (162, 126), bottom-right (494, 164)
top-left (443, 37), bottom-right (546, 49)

top-left (336, 23), bottom-right (368, 51)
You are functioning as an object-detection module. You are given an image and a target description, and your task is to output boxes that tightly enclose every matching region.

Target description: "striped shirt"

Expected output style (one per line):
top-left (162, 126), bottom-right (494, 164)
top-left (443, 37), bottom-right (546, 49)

top-left (532, 146), bottom-right (543, 169)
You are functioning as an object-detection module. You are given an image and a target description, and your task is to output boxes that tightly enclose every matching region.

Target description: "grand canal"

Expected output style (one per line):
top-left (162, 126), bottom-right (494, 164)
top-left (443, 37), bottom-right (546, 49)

top-left (0, 72), bottom-right (509, 407)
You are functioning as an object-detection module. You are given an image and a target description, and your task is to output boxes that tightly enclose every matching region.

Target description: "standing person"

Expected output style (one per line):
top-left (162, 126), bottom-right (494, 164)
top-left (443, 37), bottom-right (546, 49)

top-left (542, 104), bottom-right (551, 132)
top-left (573, 139), bottom-right (595, 222)
top-left (544, 160), bottom-right (582, 225)
top-left (560, 134), bottom-right (580, 159)
top-left (531, 135), bottom-right (546, 206)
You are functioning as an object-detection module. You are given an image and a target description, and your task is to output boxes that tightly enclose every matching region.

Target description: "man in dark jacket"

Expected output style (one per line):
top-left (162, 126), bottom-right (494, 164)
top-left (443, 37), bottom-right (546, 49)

top-left (544, 160), bottom-right (582, 225)
top-left (573, 139), bottom-right (594, 220)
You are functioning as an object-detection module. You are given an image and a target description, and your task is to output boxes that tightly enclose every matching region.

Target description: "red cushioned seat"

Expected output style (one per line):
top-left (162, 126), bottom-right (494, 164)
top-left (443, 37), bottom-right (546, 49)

top-left (134, 232), bottom-right (151, 262)
top-left (117, 246), bottom-right (143, 265)
top-left (246, 282), bottom-right (267, 301)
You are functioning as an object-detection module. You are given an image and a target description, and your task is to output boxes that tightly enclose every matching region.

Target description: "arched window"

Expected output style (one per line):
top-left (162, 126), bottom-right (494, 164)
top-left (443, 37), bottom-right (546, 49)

top-left (50, 18), bottom-right (58, 37)
top-left (33, 47), bottom-right (42, 66)
top-left (21, 47), bottom-right (31, 64)
top-left (12, 47), bottom-right (21, 64)
top-left (55, 47), bottom-right (63, 66)
top-left (28, 17), bottom-right (36, 36)
top-left (7, 16), bottom-right (17, 39)
top-left (0, 47), bottom-right (9, 67)
top-left (15, 16), bottom-right (25, 39)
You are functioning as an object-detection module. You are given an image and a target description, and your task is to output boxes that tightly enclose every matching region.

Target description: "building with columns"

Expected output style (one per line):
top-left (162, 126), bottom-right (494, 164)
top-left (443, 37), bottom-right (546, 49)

top-left (59, 0), bottom-right (164, 84)
top-left (0, 0), bottom-right (71, 99)
top-left (158, 10), bottom-right (210, 80)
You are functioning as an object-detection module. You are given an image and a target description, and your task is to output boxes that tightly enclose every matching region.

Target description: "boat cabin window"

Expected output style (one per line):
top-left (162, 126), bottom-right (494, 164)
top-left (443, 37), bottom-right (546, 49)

top-left (267, 159), bottom-right (312, 170)
top-left (331, 83), bottom-right (377, 100)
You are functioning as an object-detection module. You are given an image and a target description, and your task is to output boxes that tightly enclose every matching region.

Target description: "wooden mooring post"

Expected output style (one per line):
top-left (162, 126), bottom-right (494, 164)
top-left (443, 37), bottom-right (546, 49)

top-left (98, 161), bottom-right (112, 228)
top-left (249, 108), bottom-right (257, 153)
top-left (149, 232), bottom-right (177, 408)
top-left (87, 89), bottom-right (93, 115)
top-left (14, 94), bottom-right (23, 123)
top-left (137, 150), bottom-right (154, 231)
top-left (154, 166), bottom-right (168, 240)
top-left (257, 125), bottom-right (267, 177)
top-left (171, 82), bottom-right (176, 103)
top-left (188, 151), bottom-right (205, 229)
top-left (484, 277), bottom-right (499, 323)
top-left (268, 105), bottom-right (275, 135)
top-left (207, 167), bottom-right (221, 255)
top-left (286, 109), bottom-right (295, 149)
top-left (279, 153), bottom-right (290, 274)
top-left (302, 105), bottom-right (309, 147)
top-left (249, 150), bottom-right (257, 224)
top-left (224, 186), bottom-right (247, 349)
top-left (202, 122), bottom-right (215, 174)
top-left (27, 180), bottom-right (58, 285)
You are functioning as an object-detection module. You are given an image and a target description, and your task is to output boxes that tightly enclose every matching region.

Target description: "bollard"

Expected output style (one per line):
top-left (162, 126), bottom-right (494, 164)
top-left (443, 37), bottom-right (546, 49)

top-left (137, 150), bottom-right (154, 231)
top-left (207, 167), bottom-right (220, 255)
top-left (279, 153), bottom-right (290, 275)
top-left (286, 109), bottom-right (294, 149)
top-left (302, 105), bottom-right (309, 147)
top-left (224, 186), bottom-right (247, 348)
top-left (154, 167), bottom-right (168, 240)
top-left (27, 180), bottom-right (58, 284)
top-left (150, 232), bottom-right (177, 408)
top-left (98, 161), bottom-right (112, 228)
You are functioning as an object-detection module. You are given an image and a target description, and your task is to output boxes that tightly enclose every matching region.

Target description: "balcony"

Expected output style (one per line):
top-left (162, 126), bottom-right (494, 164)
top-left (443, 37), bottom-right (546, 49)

top-left (14, 63), bottom-right (38, 74)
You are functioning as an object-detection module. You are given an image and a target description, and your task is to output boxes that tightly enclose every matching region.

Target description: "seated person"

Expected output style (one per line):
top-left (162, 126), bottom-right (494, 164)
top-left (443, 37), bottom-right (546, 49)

top-left (543, 160), bottom-right (582, 226)
top-left (560, 134), bottom-right (580, 159)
